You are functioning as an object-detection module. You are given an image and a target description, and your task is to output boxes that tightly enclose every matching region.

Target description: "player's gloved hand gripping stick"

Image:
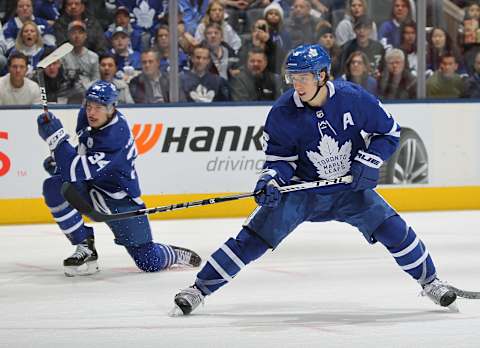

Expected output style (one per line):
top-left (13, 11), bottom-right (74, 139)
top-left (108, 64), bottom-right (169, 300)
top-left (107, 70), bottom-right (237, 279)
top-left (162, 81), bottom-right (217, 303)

top-left (61, 175), bottom-right (353, 223)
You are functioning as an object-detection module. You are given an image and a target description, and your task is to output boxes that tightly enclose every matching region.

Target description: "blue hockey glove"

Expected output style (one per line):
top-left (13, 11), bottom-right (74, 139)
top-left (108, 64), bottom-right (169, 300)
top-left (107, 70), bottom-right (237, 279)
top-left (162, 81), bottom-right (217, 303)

top-left (37, 112), bottom-right (69, 150)
top-left (350, 150), bottom-right (383, 191)
top-left (254, 169), bottom-right (282, 208)
top-left (43, 156), bottom-right (58, 176)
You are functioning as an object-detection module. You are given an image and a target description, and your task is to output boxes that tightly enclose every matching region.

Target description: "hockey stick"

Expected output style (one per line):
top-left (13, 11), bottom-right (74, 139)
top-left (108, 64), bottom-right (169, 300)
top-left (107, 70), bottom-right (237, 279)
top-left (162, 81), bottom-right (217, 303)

top-left (36, 43), bottom-right (74, 116)
top-left (61, 175), bottom-right (353, 222)
top-left (447, 285), bottom-right (480, 299)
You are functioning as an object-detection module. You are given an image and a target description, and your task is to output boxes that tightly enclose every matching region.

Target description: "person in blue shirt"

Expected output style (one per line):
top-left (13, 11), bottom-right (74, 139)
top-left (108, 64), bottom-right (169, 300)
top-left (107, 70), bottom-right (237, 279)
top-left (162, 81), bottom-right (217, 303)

top-left (171, 44), bottom-right (457, 315)
top-left (37, 80), bottom-right (201, 276)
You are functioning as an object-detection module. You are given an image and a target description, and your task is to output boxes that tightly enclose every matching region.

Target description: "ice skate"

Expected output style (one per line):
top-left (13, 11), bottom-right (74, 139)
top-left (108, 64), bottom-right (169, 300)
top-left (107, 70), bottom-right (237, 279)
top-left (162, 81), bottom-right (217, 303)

top-left (422, 278), bottom-right (458, 311)
top-left (171, 246), bottom-right (202, 267)
top-left (169, 286), bottom-right (204, 316)
top-left (63, 236), bottom-right (99, 277)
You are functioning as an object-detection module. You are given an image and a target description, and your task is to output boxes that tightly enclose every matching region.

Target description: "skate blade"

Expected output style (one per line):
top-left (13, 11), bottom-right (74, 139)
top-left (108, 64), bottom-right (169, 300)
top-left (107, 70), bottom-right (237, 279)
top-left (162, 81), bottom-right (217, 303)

top-left (168, 304), bottom-right (185, 317)
top-left (447, 300), bottom-right (460, 313)
top-left (64, 260), bottom-right (100, 277)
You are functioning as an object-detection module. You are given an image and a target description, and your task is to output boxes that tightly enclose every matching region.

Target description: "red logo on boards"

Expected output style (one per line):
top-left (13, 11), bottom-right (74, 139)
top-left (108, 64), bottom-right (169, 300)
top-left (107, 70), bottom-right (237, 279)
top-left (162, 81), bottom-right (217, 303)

top-left (0, 131), bottom-right (11, 176)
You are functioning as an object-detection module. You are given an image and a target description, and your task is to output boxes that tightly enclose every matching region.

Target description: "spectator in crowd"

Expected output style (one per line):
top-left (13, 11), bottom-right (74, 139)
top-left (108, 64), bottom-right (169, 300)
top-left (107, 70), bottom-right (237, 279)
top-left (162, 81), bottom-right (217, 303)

top-left (129, 49), bottom-right (185, 103)
top-left (109, 26), bottom-right (141, 81)
top-left (105, 6), bottom-right (143, 53)
top-left (98, 52), bottom-right (134, 104)
top-left (285, 0), bottom-right (322, 48)
top-left (159, 11), bottom-right (199, 56)
top-left (179, 0), bottom-right (209, 35)
top-left (229, 47), bottom-right (282, 101)
top-left (399, 20), bottom-right (417, 75)
top-left (11, 20), bottom-right (47, 78)
top-left (339, 50), bottom-right (377, 94)
top-left (340, 15), bottom-right (385, 76)
top-left (117, 0), bottom-right (165, 49)
top-left (195, 0), bottom-right (242, 52)
top-left (0, 51), bottom-right (41, 105)
top-left (378, 0), bottom-right (414, 50)
top-left (3, 0), bottom-right (55, 52)
top-left (180, 43), bottom-right (230, 102)
top-left (426, 26), bottom-right (463, 75)
top-left (335, 0), bottom-right (378, 47)
top-left (426, 53), bottom-right (466, 99)
top-left (151, 24), bottom-right (189, 73)
top-left (317, 25), bottom-right (342, 79)
top-left (54, 0), bottom-right (108, 53)
top-left (238, 18), bottom-right (278, 74)
top-left (31, 46), bottom-right (81, 103)
top-left (61, 20), bottom-right (100, 97)
top-left (204, 22), bottom-right (240, 80)
top-left (463, 50), bottom-right (480, 97)
top-left (263, 2), bottom-right (291, 74)
top-left (0, 26), bottom-right (7, 73)
top-left (461, 14), bottom-right (480, 75)
top-left (224, 0), bottom-right (269, 35)
top-left (34, 0), bottom-right (60, 25)
top-left (378, 48), bottom-right (416, 100)
top-left (465, 1), bottom-right (480, 21)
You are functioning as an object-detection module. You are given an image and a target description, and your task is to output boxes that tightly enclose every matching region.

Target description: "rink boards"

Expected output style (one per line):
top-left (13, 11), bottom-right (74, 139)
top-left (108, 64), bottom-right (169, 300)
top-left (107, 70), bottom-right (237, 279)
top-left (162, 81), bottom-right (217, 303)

top-left (0, 101), bottom-right (479, 224)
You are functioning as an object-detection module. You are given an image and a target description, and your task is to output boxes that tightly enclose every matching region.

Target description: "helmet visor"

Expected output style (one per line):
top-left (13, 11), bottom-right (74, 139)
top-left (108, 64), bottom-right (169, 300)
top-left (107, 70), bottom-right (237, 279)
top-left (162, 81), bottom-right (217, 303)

top-left (284, 72), bottom-right (318, 85)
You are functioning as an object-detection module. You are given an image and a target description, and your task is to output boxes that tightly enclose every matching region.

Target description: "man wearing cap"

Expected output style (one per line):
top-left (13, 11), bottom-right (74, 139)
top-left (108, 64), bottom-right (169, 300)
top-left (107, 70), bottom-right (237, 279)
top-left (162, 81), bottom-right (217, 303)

top-left (105, 6), bottom-right (143, 52)
top-left (340, 15), bottom-right (385, 75)
top-left (61, 20), bottom-right (100, 97)
top-left (110, 26), bottom-right (142, 81)
top-left (54, 0), bottom-right (107, 53)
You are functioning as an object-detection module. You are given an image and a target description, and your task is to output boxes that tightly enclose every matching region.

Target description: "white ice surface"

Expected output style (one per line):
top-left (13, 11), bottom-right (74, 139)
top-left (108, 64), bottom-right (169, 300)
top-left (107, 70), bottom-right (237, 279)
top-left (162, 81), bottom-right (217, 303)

top-left (1, 211), bottom-right (480, 348)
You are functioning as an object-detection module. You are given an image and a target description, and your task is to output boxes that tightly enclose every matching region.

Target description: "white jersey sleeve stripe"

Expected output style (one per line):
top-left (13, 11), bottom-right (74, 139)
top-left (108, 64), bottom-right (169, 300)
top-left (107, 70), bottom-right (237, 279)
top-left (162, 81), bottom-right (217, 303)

top-left (70, 155), bottom-right (81, 182)
top-left (81, 155), bottom-right (92, 180)
top-left (265, 154), bottom-right (299, 162)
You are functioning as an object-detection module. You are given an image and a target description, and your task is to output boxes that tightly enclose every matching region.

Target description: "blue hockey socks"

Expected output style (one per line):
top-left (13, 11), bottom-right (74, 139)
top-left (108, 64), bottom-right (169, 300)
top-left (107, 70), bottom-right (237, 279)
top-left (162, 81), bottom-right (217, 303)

top-left (195, 228), bottom-right (269, 295)
top-left (43, 175), bottom-right (93, 244)
top-left (126, 242), bottom-right (177, 272)
top-left (373, 215), bottom-right (436, 285)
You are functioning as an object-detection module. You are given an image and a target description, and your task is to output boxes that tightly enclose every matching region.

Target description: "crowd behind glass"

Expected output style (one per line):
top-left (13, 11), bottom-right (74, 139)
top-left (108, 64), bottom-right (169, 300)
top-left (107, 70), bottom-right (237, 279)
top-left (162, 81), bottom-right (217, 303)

top-left (0, 0), bottom-right (479, 106)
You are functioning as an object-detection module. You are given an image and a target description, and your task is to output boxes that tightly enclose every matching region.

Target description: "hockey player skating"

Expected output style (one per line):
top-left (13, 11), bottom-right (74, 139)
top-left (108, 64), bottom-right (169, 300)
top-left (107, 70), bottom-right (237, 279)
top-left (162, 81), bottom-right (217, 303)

top-left (37, 80), bottom-right (201, 276)
top-left (172, 44), bottom-right (457, 315)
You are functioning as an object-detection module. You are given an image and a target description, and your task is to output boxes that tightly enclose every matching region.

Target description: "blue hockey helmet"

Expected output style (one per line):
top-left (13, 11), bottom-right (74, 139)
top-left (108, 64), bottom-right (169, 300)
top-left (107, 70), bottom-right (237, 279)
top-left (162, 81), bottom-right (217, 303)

top-left (85, 80), bottom-right (118, 108)
top-left (285, 44), bottom-right (331, 83)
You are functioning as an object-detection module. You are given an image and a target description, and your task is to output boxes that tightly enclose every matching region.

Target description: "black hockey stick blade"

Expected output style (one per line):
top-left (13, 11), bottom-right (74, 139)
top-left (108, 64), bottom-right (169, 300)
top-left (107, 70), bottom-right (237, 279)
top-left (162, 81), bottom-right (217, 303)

top-left (447, 285), bottom-right (480, 299)
top-left (61, 182), bottom-right (99, 218)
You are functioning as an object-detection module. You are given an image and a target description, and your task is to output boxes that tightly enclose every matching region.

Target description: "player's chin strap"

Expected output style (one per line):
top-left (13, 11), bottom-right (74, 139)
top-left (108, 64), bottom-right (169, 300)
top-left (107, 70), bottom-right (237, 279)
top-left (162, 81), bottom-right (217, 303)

top-left (307, 76), bottom-right (327, 102)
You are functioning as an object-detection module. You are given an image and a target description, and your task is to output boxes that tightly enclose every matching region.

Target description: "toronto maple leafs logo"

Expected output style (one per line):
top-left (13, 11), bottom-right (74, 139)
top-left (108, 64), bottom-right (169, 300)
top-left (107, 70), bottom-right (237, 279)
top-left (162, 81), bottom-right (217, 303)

top-left (308, 48), bottom-right (318, 58)
top-left (190, 85), bottom-right (215, 103)
top-left (133, 1), bottom-right (155, 29)
top-left (306, 135), bottom-right (352, 179)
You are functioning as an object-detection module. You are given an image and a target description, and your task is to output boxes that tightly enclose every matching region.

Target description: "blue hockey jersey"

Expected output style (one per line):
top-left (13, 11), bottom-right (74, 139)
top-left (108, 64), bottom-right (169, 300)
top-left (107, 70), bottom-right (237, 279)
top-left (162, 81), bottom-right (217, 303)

top-left (262, 80), bottom-right (400, 192)
top-left (53, 108), bottom-right (142, 200)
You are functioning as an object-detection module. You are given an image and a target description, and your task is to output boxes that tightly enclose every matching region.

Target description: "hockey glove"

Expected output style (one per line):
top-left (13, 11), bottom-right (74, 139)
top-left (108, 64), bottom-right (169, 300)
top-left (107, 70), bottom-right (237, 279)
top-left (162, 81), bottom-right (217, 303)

top-left (350, 150), bottom-right (383, 191)
top-left (37, 112), bottom-right (69, 151)
top-left (43, 156), bottom-right (58, 176)
top-left (254, 169), bottom-right (282, 208)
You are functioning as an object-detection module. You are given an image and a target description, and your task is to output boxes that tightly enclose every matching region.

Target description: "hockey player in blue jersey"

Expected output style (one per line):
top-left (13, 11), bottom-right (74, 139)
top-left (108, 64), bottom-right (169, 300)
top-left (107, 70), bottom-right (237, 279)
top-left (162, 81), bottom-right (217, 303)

top-left (37, 80), bottom-right (201, 276)
top-left (171, 44), bottom-right (457, 315)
